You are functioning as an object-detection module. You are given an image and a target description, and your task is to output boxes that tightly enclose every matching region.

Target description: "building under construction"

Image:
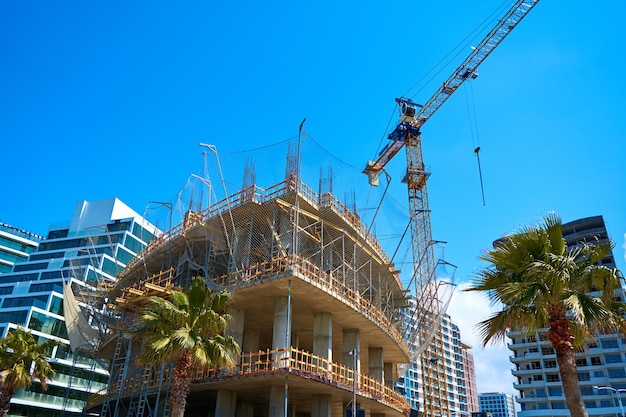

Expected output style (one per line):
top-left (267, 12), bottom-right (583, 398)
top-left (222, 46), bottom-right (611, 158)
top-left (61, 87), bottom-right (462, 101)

top-left (85, 157), bottom-right (414, 417)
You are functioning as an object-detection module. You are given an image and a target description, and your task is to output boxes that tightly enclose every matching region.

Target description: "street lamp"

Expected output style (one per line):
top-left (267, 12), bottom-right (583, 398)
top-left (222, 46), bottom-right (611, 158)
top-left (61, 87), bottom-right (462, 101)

top-left (349, 349), bottom-right (358, 417)
top-left (594, 385), bottom-right (626, 417)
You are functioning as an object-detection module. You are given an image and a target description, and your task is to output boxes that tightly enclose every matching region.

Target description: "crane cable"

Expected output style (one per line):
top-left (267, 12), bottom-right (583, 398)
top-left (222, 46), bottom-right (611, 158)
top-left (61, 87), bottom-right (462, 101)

top-left (463, 82), bottom-right (486, 206)
top-left (402, 0), bottom-right (512, 100)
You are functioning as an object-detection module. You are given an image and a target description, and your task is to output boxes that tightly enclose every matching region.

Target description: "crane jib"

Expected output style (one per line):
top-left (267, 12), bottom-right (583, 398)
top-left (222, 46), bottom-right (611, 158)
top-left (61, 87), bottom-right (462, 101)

top-left (363, 0), bottom-right (540, 182)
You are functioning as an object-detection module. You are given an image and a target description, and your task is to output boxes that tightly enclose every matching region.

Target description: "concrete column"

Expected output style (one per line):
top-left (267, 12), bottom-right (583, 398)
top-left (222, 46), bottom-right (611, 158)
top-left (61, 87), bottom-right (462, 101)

top-left (272, 296), bottom-right (290, 349)
top-left (215, 389), bottom-right (236, 417)
top-left (384, 362), bottom-right (395, 388)
top-left (269, 385), bottom-right (285, 417)
top-left (272, 297), bottom-right (290, 368)
top-left (343, 329), bottom-right (361, 372)
top-left (313, 313), bottom-right (332, 361)
top-left (369, 347), bottom-right (384, 382)
top-left (226, 307), bottom-right (245, 347)
top-left (236, 402), bottom-right (254, 417)
top-left (243, 330), bottom-right (260, 352)
top-left (311, 394), bottom-right (331, 417)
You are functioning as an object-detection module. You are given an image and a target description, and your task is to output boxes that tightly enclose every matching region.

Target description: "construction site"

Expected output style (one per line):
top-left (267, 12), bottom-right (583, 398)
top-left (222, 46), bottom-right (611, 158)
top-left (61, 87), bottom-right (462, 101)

top-left (83, 157), bottom-right (415, 417)
top-left (67, 2), bottom-right (540, 417)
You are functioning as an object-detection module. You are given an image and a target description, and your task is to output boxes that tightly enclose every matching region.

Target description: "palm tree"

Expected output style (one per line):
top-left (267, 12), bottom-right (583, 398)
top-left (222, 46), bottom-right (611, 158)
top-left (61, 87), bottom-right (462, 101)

top-left (134, 276), bottom-right (240, 417)
top-left (465, 213), bottom-right (625, 417)
top-left (0, 327), bottom-right (58, 417)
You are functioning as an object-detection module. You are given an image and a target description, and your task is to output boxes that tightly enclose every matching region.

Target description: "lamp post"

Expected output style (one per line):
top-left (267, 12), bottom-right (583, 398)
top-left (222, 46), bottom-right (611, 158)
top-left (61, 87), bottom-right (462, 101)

top-left (349, 349), bottom-right (358, 417)
top-left (594, 385), bottom-right (626, 417)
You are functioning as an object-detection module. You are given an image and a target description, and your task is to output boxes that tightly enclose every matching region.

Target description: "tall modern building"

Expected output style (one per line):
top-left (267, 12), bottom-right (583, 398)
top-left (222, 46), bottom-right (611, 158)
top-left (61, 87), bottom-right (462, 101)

top-left (478, 392), bottom-right (515, 417)
top-left (463, 343), bottom-right (480, 415)
top-left (0, 198), bottom-right (158, 417)
top-left (0, 222), bottom-right (42, 274)
top-left (508, 215), bottom-right (625, 417)
top-left (396, 311), bottom-right (476, 417)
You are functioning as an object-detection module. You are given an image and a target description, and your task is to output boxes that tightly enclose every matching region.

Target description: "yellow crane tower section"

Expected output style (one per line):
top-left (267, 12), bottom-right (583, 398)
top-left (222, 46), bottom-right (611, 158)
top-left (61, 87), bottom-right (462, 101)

top-left (363, 0), bottom-right (541, 361)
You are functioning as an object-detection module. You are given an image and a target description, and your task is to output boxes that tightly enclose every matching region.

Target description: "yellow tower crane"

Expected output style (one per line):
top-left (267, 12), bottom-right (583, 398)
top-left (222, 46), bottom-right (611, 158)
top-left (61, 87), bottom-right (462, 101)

top-left (363, 1), bottom-right (541, 415)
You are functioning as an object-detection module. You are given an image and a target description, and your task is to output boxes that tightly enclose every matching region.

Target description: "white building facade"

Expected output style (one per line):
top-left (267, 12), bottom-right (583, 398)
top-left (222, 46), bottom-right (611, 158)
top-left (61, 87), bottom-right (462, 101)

top-left (397, 309), bottom-right (475, 417)
top-left (0, 198), bottom-right (158, 417)
top-left (508, 215), bottom-right (626, 417)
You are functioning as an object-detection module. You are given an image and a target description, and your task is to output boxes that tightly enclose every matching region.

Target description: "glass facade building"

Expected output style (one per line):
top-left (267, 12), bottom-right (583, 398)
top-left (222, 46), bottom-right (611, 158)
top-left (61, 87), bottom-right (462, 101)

top-left (0, 198), bottom-right (158, 417)
top-left (478, 392), bottom-right (515, 417)
top-left (0, 222), bottom-right (42, 274)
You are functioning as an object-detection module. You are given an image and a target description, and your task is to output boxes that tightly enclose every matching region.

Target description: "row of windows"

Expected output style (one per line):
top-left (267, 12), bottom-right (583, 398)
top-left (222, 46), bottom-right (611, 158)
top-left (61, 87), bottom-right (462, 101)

top-left (38, 233), bottom-right (123, 252)
top-left (0, 235), bottom-right (38, 253)
top-left (0, 248), bottom-right (29, 264)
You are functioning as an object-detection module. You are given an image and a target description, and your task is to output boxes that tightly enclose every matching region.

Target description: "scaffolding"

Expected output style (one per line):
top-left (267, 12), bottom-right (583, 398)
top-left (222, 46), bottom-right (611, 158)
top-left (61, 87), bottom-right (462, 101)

top-left (85, 166), bottom-right (410, 417)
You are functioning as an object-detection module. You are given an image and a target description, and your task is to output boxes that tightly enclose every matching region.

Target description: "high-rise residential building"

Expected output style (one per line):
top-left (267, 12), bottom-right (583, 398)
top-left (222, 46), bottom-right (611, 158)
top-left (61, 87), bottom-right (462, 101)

top-left (396, 310), bottom-right (476, 417)
top-left (478, 392), bottom-right (515, 417)
top-left (508, 215), bottom-right (625, 417)
top-left (463, 342), bottom-right (480, 414)
top-left (0, 198), bottom-right (158, 417)
top-left (0, 222), bottom-right (42, 274)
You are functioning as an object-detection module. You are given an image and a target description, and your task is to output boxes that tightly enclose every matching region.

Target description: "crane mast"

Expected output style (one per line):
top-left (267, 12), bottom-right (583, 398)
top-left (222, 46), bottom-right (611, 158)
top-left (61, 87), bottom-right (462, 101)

top-left (364, 1), bottom-right (540, 415)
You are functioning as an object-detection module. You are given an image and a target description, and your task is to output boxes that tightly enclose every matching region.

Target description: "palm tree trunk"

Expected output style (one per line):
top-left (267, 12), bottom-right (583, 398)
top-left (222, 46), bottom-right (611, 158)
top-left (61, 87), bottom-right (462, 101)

top-left (0, 390), bottom-right (13, 417)
top-left (550, 318), bottom-right (588, 417)
top-left (170, 352), bottom-right (193, 417)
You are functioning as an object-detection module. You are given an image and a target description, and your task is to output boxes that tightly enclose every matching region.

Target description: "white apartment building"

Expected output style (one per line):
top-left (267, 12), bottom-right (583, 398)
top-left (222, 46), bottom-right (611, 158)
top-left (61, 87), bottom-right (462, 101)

top-left (508, 216), bottom-right (625, 417)
top-left (397, 307), bottom-right (476, 417)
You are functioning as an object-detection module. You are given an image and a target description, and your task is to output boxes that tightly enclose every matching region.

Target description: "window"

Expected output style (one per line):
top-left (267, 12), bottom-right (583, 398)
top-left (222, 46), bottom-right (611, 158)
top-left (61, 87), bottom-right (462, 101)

top-left (29, 252), bottom-right (64, 261)
top-left (28, 311), bottom-right (68, 339)
top-left (548, 388), bottom-right (563, 396)
top-left (606, 354), bottom-right (623, 363)
top-left (602, 339), bottom-right (619, 349)
top-left (0, 310), bottom-right (28, 325)
top-left (49, 296), bottom-right (63, 315)
top-left (544, 360), bottom-right (557, 368)
top-left (542, 347), bottom-right (555, 355)
top-left (578, 372), bottom-right (591, 381)
top-left (576, 358), bottom-right (588, 366)
top-left (546, 374), bottom-right (560, 382)
top-left (608, 368), bottom-right (626, 378)
top-left (590, 357), bottom-right (602, 365)
top-left (123, 235), bottom-right (145, 254)
top-left (133, 223), bottom-right (154, 243)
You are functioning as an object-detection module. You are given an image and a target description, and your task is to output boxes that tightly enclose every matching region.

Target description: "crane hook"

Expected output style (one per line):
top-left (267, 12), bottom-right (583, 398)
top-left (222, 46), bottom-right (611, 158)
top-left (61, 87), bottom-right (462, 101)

top-left (474, 147), bottom-right (486, 206)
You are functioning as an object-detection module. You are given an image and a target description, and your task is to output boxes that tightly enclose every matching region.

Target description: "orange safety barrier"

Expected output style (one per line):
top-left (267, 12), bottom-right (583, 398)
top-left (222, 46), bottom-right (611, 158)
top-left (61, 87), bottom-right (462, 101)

top-left (88, 348), bottom-right (409, 415)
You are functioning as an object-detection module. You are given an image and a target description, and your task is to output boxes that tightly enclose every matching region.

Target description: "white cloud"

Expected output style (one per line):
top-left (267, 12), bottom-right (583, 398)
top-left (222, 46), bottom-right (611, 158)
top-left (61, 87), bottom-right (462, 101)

top-left (447, 285), bottom-right (518, 398)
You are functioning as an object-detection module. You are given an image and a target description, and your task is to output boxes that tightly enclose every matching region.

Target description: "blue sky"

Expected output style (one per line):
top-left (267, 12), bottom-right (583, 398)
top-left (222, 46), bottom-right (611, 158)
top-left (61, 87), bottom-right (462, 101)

top-left (2, 0), bottom-right (625, 397)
